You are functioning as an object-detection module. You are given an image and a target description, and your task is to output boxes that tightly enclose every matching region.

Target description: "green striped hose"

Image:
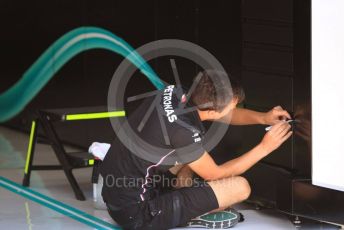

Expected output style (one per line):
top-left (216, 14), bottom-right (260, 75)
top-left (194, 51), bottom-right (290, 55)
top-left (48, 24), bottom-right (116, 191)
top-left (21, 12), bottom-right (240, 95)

top-left (0, 27), bottom-right (164, 122)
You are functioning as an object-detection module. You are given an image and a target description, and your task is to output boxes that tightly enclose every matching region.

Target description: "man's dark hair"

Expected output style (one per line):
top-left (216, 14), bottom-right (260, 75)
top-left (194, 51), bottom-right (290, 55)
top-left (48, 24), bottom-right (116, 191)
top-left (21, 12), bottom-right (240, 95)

top-left (189, 70), bottom-right (245, 112)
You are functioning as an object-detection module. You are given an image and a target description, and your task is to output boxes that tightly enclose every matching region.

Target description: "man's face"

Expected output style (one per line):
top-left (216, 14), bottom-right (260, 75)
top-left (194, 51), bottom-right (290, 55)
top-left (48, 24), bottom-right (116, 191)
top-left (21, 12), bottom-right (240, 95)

top-left (207, 97), bottom-right (238, 120)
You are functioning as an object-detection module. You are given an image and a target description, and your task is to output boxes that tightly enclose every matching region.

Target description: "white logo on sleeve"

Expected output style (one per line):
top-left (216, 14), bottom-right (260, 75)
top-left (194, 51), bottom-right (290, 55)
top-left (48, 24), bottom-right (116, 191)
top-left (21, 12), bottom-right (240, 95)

top-left (192, 132), bottom-right (201, 143)
top-left (163, 85), bottom-right (178, 123)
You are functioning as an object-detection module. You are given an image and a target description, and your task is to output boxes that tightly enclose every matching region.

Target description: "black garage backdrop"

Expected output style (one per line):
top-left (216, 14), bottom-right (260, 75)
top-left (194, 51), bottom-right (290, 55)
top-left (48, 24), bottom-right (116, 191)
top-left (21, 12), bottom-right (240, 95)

top-left (0, 0), bottom-right (242, 163)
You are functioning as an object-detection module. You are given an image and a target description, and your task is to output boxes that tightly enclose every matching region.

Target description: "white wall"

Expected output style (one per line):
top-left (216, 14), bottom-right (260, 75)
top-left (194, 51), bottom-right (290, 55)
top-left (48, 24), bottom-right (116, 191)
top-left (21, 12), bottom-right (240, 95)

top-left (312, 0), bottom-right (344, 191)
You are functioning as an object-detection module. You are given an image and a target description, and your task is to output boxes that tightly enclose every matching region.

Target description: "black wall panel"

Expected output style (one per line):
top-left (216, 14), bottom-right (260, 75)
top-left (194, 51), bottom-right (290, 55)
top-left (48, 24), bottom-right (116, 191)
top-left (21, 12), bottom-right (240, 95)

top-left (242, 71), bottom-right (293, 111)
top-left (243, 24), bottom-right (293, 47)
top-left (243, 48), bottom-right (293, 74)
top-left (242, 0), bottom-right (293, 22)
top-left (240, 0), bottom-right (295, 172)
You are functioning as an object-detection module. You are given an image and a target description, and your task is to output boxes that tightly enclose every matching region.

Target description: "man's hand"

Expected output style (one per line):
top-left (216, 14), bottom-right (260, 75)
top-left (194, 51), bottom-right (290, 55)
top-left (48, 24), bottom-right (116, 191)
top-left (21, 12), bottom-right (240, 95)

top-left (259, 121), bottom-right (293, 155)
top-left (264, 106), bottom-right (291, 125)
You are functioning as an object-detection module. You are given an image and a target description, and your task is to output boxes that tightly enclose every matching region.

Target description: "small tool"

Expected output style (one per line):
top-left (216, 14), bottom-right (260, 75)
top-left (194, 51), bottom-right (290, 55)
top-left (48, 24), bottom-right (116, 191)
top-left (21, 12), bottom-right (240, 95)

top-left (265, 120), bottom-right (294, 131)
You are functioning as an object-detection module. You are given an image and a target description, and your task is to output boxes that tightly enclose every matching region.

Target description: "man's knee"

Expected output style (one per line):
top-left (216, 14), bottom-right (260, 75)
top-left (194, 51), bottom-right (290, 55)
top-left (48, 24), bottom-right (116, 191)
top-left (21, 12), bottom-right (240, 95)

top-left (208, 176), bottom-right (251, 208)
top-left (236, 176), bottom-right (251, 201)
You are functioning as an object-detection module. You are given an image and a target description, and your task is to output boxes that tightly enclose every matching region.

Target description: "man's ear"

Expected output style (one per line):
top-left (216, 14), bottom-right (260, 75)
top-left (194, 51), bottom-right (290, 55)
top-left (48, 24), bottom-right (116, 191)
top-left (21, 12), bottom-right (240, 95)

top-left (207, 110), bottom-right (217, 118)
top-left (230, 97), bottom-right (239, 109)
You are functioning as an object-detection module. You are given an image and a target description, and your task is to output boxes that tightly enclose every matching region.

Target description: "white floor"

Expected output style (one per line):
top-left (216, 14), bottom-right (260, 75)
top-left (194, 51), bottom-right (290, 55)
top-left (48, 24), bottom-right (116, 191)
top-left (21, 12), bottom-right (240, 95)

top-left (0, 126), bottom-right (340, 229)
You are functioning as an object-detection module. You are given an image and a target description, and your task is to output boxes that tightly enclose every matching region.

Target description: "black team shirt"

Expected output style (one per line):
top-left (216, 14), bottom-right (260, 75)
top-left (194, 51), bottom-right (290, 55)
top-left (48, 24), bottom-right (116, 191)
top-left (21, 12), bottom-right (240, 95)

top-left (100, 85), bottom-right (206, 206)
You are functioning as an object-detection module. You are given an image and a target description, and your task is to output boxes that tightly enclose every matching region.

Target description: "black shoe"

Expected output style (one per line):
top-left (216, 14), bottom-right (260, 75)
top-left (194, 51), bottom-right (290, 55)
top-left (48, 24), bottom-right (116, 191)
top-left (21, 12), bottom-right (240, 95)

top-left (186, 208), bottom-right (244, 229)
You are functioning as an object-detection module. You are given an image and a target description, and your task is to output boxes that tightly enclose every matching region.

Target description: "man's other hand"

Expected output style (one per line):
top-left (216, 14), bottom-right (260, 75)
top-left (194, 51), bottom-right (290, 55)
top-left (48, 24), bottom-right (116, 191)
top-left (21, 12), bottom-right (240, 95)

top-left (259, 121), bottom-right (293, 155)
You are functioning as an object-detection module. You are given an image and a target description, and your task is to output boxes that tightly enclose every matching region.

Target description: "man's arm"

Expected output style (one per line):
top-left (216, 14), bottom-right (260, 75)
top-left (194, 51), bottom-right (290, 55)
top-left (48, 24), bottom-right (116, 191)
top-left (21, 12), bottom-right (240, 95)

top-left (221, 107), bottom-right (266, 125)
top-left (188, 121), bottom-right (292, 180)
top-left (219, 106), bottom-right (291, 126)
